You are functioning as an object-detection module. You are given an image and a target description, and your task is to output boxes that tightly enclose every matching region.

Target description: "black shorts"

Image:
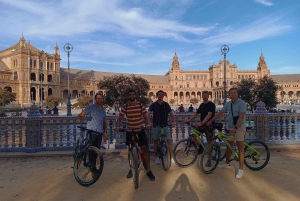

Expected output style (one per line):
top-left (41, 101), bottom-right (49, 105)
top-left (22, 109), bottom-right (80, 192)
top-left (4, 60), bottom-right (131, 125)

top-left (126, 130), bottom-right (148, 147)
top-left (90, 133), bottom-right (103, 149)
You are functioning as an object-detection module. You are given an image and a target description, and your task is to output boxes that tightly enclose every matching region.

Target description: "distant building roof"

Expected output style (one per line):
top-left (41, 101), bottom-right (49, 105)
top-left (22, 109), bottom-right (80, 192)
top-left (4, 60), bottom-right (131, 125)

top-left (270, 74), bottom-right (300, 83)
top-left (0, 60), bottom-right (10, 72)
top-left (60, 68), bottom-right (169, 84)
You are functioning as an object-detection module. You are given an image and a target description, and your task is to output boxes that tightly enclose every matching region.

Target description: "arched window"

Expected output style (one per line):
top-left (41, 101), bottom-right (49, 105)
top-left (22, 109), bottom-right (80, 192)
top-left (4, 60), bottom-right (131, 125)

top-left (13, 72), bottom-right (18, 80)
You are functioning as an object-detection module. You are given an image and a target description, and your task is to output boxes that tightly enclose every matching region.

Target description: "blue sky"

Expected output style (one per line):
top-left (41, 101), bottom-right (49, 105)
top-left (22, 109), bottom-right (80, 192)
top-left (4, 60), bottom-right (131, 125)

top-left (0, 0), bottom-right (299, 75)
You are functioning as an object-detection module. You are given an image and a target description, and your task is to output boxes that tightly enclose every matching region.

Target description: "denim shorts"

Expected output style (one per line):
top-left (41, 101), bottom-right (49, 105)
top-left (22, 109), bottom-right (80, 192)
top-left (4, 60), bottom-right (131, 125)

top-left (152, 126), bottom-right (171, 140)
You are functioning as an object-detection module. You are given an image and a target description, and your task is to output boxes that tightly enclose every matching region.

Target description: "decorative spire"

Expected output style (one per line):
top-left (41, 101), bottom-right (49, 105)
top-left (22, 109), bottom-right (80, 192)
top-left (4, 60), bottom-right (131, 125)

top-left (19, 33), bottom-right (26, 48)
top-left (257, 52), bottom-right (267, 71)
top-left (171, 51), bottom-right (180, 71)
top-left (54, 41), bottom-right (60, 55)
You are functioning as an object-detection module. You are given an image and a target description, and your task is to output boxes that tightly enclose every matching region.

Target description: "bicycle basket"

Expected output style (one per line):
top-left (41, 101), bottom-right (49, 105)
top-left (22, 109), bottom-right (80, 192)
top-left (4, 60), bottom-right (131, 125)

top-left (212, 123), bottom-right (223, 131)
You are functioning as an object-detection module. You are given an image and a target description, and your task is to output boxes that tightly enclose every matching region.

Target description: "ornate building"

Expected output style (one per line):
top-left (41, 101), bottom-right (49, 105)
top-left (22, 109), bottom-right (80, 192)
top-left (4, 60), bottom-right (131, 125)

top-left (1, 36), bottom-right (299, 107)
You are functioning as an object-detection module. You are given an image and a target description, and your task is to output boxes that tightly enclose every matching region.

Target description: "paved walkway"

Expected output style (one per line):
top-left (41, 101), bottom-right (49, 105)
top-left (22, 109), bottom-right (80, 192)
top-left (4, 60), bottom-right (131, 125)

top-left (0, 145), bottom-right (299, 201)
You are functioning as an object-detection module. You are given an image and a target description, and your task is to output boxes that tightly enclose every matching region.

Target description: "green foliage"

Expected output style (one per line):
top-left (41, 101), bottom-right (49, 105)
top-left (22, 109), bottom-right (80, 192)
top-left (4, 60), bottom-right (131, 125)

top-left (77, 96), bottom-right (93, 108)
top-left (0, 106), bottom-right (6, 117)
top-left (44, 96), bottom-right (63, 108)
top-left (237, 78), bottom-right (257, 111)
top-left (98, 75), bottom-right (151, 111)
top-left (0, 88), bottom-right (16, 106)
top-left (169, 99), bottom-right (175, 106)
top-left (236, 75), bottom-right (280, 111)
top-left (190, 98), bottom-right (198, 105)
top-left (213, 98), bottom-right (222, 105)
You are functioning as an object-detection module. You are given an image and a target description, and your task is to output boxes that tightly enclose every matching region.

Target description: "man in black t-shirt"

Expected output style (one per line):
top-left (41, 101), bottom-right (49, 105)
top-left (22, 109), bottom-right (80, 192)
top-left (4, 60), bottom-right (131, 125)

top-left (185, 91), bottom-right (216, 153)
top-left (147, 90), bottom-right (176, 165)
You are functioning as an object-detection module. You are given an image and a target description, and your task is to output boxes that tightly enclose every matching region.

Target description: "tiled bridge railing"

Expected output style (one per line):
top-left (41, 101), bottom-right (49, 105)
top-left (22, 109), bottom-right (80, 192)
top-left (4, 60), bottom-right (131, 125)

top-left (0, 113), bottom-right (299, 152)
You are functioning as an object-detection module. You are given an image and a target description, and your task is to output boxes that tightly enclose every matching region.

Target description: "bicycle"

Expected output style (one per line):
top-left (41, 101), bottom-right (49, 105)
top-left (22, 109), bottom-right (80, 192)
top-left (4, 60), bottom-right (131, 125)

top-left (119, 127), bottom-right (148, 189)
top-left (198, 123), bottom-right (270, 174)
top-left (172, 123), bottom-right (209, 168)
top-left (73, 126), bottom-right (104, 186)
top-left (155, 125), bottom-right (172, 171)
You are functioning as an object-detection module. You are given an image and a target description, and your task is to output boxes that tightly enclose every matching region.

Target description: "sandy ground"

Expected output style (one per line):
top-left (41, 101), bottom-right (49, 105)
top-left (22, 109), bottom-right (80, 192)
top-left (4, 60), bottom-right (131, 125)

top-left (0, 146), bottom-right (300, 201)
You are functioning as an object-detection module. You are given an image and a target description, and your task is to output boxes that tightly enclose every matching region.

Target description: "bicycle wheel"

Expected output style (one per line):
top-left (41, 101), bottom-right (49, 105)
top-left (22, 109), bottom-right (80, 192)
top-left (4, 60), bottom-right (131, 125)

top-left (160, 140), bottom-right (171, 171)
top-left (244, 140), bottom-right (270, 171)
top-left (130, 146), bottom-right (139, 189)
top-left (198, 143), bottom-right (221, 174)
top-left (73, 146), bottom-right (104, 186)
top-left (173, 138), bottom-right (198, 168)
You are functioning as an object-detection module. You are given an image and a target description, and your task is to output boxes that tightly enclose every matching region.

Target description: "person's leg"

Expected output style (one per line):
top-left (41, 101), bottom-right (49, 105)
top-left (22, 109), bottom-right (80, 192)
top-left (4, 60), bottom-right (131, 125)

top-left (152, 128), bottom-right (160, 164)
top-left (235, 127), bottom-right (246, 170)
top-left (164, 126), bottom-right (173, 158)
top-left (126, 132), bottom-right (132, 178)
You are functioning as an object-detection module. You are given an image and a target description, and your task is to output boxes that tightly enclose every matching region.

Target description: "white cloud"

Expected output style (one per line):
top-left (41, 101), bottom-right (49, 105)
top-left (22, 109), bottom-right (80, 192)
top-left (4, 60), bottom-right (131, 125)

top-left (253, 0), bottom-right (273, 6)
top-left (200, 15), bottom-right (292, 46)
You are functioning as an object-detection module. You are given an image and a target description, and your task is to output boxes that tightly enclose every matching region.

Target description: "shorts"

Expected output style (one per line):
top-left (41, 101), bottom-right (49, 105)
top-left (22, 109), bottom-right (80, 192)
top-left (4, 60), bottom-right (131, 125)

top-left (227, 127), bottom-right (246, 141)
top-left (152, 126), bottom-right (172, 140)
top-left (126, 130), bottom-right (148, 146)
top-left (196, 125), bottom-right (213, 141)
top-left (90, 133), bottom-right (103, 149)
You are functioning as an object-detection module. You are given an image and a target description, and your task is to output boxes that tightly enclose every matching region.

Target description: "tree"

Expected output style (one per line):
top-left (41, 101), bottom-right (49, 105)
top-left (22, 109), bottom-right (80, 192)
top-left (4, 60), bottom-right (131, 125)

top-left (0, 88), bottom-right (16, 106)
top-left (190, 98), bottom-right (198, 105)
top-left (98, 75), bottom-right (151, 111)
top-left (237, 75), bottom-right (280, 111)
top-left (237, 78), bottom-right (257, 111)
top-left (169, 99), bottom-right (175, 106)
top-left (255, 75), bottom-right (280, 110)
top-left (77, 96), bottom-right (93, 108)
top-left (44, 96), bottom-right (62, 108)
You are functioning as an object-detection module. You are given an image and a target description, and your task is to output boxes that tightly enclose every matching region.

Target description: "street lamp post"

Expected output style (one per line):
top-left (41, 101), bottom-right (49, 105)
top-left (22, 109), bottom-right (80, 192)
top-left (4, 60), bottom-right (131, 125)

top-left (92, 77), bottom-right (96, 103)
top-left (221, 45), bottom-right (229, 105)
top-left (64, 43), bottom-right (73, 116)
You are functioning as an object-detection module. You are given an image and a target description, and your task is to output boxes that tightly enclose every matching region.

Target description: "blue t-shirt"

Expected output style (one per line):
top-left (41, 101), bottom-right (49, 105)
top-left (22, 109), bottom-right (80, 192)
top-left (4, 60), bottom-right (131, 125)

top-left (84, 104), bottom-right (106, 133)
top-left (221, 99), bottom-right (247, 128)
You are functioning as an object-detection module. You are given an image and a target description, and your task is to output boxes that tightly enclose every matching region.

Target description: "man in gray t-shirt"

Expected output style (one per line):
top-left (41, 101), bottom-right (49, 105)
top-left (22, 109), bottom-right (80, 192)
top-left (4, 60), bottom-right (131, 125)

top-left (207, 88), bottom-right (247, 179)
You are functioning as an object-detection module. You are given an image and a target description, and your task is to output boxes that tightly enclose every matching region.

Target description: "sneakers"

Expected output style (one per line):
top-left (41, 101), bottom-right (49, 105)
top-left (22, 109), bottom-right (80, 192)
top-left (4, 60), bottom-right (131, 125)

top-left (171, 158), bottom-right (175, 164)
top-left (218, 162), bottom-right (232, 168)
top-left (126, 169), bottom-right (132, 179)
top-left (236, 169), bottom-right (244, 178)
top-left (146, 170), bottom-right (155, 181)
top-left (155, 157), bottom-right (160, 165)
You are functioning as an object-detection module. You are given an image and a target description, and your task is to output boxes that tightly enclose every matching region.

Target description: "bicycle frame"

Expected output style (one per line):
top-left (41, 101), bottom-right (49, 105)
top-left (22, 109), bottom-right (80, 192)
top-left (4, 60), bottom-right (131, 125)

top-left (190, 127), bottom-right (206, 148)
top-left (216, 131), bottom-right (261, 160)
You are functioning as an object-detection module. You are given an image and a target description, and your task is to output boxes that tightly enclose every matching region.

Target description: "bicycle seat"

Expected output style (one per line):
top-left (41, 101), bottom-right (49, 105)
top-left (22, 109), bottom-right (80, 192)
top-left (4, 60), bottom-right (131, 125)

top-left (210, 123), bottom-right (223, 131)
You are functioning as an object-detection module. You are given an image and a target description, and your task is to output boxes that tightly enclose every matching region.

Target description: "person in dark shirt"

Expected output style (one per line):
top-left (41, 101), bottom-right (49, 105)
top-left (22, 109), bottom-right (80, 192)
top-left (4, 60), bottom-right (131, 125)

top-left (147, 90), bottom-right (176, 165)
top-left (53, 105), bottom-right (59, 115)
top-left (185, 91), bottom-right (215, 153)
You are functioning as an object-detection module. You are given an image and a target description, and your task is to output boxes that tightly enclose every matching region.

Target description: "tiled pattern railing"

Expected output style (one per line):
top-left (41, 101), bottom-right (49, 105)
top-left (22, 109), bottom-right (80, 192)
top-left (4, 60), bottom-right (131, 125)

top-left (0, 113), bottom-right (299, 152)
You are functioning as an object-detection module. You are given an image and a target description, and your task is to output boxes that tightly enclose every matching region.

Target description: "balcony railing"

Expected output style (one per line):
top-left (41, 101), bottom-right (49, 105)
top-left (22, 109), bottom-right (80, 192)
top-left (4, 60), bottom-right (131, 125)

top-left (0, 112), bottom-right (299, 152)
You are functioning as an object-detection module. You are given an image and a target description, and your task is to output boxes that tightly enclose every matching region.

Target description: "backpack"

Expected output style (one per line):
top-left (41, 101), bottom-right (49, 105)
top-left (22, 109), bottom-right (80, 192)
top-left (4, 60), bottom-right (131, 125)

top-left (125, 102), bottom-right (143, 116)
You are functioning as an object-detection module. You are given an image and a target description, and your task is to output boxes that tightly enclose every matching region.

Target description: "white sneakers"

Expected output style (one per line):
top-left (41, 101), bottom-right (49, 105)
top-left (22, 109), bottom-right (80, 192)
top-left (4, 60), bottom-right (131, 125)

top-left (155, 157), bottom-right (160, 165)
top-left (218, 162), bottom-right (232, 168)
top-left (171, 158), bottom-right (175, 164)
top-left (236, 169), bottom-right (244, 178)
top-left (218, 162), bottom-right (244, 178)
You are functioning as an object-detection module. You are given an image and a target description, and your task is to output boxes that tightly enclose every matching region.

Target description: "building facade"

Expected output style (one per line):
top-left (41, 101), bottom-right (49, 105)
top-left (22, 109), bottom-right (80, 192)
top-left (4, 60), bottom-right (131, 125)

top-left (1, 36), bottom-right (299, 107)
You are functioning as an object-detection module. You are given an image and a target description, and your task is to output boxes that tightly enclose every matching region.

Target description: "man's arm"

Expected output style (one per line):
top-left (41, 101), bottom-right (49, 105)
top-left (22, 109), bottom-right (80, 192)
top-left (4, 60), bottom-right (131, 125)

top-left (169, 111), bottom-right (176, 127)
top-left (200, 112), bottom-right (213, 125)
top-left (103, 118), bottom-right (108, 141)
top-left (78, 110), bottom-right (86, 119)
top-left (143, 112), bottom-right (151, 129)
top-left (147, 110), bottom-right (152, 125)
top-left (206, 110), bottom-right (224, 126)
top-left (185, 112), bottom-right (199, 124)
